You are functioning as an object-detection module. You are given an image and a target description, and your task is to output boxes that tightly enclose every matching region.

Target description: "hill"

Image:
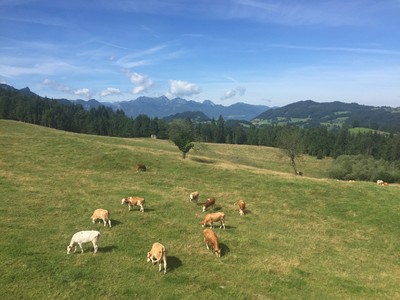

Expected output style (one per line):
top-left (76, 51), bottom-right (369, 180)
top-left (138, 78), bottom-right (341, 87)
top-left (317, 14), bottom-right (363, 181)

top-left (253, 100), bottom-right (400, 132)
top-left (1, 120), bottom-right (400, 299)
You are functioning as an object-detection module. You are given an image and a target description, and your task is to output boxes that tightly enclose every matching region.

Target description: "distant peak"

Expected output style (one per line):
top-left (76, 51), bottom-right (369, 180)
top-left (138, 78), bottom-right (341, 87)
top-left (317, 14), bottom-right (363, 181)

top-left (202, 100), bottom-right (215, 106)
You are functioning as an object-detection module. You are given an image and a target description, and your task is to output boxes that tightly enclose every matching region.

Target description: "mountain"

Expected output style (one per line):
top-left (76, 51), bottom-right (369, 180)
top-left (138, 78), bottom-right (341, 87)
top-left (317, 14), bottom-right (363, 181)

top-left (254, 100), bottom-right (400, 132)
top-left (63, 95), bottom-right (268, 121)
top-left (97, 97), bottom-right (269, 121)
top-left (0, 84), bottom-right (39, 97)
top-left (0, 84), bottom-right (269, 121)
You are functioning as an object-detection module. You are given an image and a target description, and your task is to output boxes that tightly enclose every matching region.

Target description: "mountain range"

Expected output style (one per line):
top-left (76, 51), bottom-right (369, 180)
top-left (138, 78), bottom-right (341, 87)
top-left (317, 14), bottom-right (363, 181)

top-left (2, 84), bottom-right (400, 132)
top-left (74, 95), bottom-right (269, 121)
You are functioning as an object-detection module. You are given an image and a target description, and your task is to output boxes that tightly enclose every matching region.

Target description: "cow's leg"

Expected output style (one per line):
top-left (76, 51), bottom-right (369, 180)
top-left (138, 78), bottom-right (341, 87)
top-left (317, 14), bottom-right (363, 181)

top-left (204, 239), bottom-right (210, 251)
top-left (162, 256), bottom-right (167, 274)
top-left (92, 240), bottom-right (98, 253)
top-left (78, 243), bottom-right (84, 253)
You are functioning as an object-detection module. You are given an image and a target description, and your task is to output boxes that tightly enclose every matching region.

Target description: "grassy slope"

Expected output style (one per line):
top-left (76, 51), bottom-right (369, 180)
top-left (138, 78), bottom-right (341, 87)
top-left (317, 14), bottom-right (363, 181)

top-left (1, 120), bottom-right (399, 299)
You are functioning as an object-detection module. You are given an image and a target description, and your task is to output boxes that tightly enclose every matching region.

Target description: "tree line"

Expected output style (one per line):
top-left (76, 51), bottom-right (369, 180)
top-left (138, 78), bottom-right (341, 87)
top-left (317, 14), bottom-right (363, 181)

top-left (1, 88), bottom-right (400, 181)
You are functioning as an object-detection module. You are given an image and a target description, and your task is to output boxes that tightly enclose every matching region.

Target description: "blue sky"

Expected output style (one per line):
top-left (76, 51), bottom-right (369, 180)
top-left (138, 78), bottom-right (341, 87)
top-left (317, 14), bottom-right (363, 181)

top-left (1, 0), bottom-right (400, 107)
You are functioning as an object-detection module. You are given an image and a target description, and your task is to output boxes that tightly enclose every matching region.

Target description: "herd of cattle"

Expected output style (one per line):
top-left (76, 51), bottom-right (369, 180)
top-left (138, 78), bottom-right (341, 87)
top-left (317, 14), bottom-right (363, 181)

top-left (66, 190), bottom-right (246, 274)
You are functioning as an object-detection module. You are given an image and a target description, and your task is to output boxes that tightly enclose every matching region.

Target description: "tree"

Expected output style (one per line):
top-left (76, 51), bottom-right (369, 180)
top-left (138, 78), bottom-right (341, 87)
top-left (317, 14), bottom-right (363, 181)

top-left (168, 119), bottom-right (194, 159)
top-left (278, 126), bottom-right (304, 175)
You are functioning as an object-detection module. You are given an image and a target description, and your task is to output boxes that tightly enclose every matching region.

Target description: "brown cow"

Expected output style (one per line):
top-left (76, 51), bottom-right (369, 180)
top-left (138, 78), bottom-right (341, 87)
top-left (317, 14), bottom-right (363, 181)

top-left (121, 196), bottom-right (145, 212)
top-left (202, 197), bottom-right (215, 212)
top-left (147, 242), bottom-right (167, 274)
top-left (91, 209), bottom-right (111, 227)
top-left (202, 212), bottom-right (226, 230)
top-left (203, 228), bottom-right (221, 257)
top-left (237, 199), bottom-right (246, 216)
top-left (137, 164), bottom-right (146, 172)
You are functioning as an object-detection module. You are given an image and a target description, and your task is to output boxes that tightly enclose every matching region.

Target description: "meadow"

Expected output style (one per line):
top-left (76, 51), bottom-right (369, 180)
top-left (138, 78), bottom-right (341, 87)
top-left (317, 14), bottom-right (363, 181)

top-left (1, 119), bottom-right (399, 299)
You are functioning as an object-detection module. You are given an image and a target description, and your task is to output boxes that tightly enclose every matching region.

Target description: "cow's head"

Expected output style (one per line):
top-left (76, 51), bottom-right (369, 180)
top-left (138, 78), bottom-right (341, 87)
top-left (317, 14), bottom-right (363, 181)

top-left (67, 245), bottom-right (76, 254)
top-left (215, 249), bottom-right (221, 257)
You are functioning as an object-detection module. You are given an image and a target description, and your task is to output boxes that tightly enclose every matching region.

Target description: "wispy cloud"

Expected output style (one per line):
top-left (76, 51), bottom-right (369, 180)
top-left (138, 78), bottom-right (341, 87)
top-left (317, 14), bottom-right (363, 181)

top-left (43, 79), bottom-right (92, 99)
top-left (100, 87), bottom-right (122, 98)
top-left (268, 44), bottom-right (400, 56)
top-left (221, 86), bottom-right (246, 100)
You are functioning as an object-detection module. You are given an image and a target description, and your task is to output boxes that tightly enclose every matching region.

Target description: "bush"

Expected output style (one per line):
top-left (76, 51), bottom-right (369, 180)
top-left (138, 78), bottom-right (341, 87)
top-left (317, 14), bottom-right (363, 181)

top-left (328, 155), bottom-right (400, 183)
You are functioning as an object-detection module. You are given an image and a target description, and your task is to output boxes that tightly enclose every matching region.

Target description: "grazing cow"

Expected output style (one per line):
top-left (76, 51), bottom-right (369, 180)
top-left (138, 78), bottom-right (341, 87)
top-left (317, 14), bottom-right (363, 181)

top-left (137, 164), bottom-right (147, 172)
top-left (147, 242), bottom-right (167, 274)
top-left (91, 208), bottom-right (111, 227)
top-left (237, 199), bottom-right (246, 216)
top-left (202, 197), bottom-right (215, 212)
top-left (377, 180), bottom-right (389, 186)
top-left (202, 212), bottom-right (226, 230)
top-left (203, 228), bottom-right (221, 257)
top-left (190, 191), bottom-right (199, 202)
top-left (121, 196), bottom-right (145, 212)
top-left (67, 230), bottom-right (100, 254)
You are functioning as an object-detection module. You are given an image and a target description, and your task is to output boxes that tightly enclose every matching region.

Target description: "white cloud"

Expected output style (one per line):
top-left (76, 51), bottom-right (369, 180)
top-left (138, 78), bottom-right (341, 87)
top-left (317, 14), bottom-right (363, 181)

top-left (128, 72), bottom-right (153, 94)
top-left (74, 88), bottom-right (91, 98)
top-left (100, 87), bottom-right (122, 97)
top-left (221, 86), bottom-right (246, 100)
top-left (167, 80), bottom-right (201, 98)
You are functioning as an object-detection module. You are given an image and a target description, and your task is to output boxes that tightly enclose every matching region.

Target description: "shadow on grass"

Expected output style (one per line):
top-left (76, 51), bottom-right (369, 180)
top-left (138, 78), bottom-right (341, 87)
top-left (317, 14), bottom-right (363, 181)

top-left (109, 219), bottom-right (123, 227)
top-left (99, 245), bottom-right (118, 253)
top-left (126, 208), bottom-right (156, 213)
top-left (222, 225), bottom-right (236, 230)
top-left (219, 243), bottom-right (230, 257)
top-left (191, 157), bottom-right (215, 164)
top-left (167, 256), bottom-right (183, 272)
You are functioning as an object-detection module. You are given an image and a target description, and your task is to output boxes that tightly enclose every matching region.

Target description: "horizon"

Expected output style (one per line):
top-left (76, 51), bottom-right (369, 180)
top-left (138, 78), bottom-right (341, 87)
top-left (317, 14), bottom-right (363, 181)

top-left (1, 1), bottom-right (400, 108)
top-left (2, 82), bottom-right (399, 109)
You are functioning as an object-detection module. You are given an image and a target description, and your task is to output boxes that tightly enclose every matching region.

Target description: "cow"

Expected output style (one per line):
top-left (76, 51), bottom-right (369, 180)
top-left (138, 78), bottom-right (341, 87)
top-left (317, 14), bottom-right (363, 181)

top-left (91, 208), bottom-right (111, 227)
top-left (190, 191), bottom-right (199, 202)
top-left (67, 230), bottom-right (100, 254)
top-left (202, 197), bottom-right (215, 212)
top-left (137, 164), bottom-right (146, 172)
top-left (147, 242), bottom-right (167, 274)
top-left (203, 228), bottom-right (221, 257)
top-left (237, 199), bottom-right (246, 216)
top-left (202, 212), bottom-right (226, 230)
top-left (121, 196), bottom-right (145, 212)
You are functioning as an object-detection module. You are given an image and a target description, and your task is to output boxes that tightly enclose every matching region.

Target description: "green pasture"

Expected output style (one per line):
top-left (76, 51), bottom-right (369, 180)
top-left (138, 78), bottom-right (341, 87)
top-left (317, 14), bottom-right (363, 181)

top-left (1, 120), bottom-right (399, 299)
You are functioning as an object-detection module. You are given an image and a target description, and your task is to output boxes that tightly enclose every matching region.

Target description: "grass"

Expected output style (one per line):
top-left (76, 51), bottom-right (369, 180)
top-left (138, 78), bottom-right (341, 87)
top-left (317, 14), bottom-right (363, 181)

top-left (1, 120), bottom-right (400, 299)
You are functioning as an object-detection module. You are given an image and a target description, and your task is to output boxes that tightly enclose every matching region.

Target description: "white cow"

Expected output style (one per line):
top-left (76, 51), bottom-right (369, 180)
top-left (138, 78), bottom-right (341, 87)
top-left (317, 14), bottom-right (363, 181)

top-left (67, 230), bottom-right (100, 254)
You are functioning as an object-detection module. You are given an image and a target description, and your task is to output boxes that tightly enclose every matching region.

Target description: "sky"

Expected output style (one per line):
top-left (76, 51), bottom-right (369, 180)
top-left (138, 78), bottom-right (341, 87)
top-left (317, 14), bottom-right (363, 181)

top-left (1, 0), bottom-right (400, 108)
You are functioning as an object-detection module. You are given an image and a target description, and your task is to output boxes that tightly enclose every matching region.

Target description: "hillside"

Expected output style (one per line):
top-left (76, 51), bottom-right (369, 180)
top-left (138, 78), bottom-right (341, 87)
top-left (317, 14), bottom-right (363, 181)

top-left (254, 100), bottom-right (400, 132)
top-left (1, 120), bottom-right (400, 299)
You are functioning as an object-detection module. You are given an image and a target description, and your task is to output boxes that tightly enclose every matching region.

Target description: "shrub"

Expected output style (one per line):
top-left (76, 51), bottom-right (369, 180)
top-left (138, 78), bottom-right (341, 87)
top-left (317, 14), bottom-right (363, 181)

top-left (328, 155), bottom-right (400, 183)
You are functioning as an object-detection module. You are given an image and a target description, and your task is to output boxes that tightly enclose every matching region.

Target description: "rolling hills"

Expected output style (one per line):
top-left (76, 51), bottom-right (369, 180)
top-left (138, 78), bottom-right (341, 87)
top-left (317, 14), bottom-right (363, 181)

top-left (254, 100), bottom-right (400, 132)
top-left (1, 120), bottom-right (400, 299)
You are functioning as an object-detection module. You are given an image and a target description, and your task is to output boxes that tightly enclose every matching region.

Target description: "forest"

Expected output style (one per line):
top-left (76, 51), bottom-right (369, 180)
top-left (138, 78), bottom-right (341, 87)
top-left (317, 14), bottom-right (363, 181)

top-left (1, 87), bottom-right (400, 182)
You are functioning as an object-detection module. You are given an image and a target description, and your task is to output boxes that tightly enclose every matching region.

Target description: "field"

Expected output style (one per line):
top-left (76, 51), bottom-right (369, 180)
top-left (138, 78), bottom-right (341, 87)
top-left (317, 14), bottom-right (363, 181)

top-left (1, 120), bottom-right (400, 299)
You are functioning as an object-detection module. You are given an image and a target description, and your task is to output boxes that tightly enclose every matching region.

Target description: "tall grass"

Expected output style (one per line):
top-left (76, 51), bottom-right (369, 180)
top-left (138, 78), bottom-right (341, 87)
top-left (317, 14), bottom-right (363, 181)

top-left (1, 120), bottom-right (399, 299)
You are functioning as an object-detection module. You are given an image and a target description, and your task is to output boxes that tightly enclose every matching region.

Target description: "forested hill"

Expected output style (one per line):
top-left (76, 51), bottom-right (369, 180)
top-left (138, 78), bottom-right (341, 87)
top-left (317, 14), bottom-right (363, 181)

top-left (254, 100), bottom-right (400, 132)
